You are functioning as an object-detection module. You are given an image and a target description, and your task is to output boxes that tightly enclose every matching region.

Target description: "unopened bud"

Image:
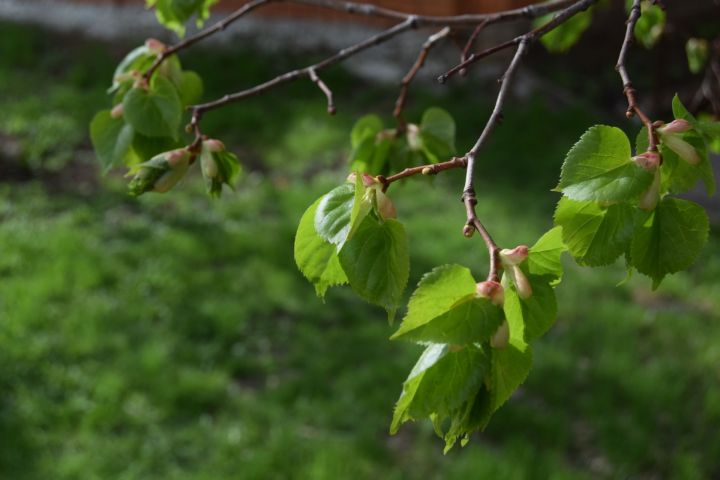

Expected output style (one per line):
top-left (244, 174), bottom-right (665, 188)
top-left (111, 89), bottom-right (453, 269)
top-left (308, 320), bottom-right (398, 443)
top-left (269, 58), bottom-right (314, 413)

top-left (166, 148), bottom-right (191, 167)
top-left (639, 169), bottom-right (661, 211)
top-left (421, 167), bottom-right (433, 176)
top-left (511, 265), bottom-right (532, 299)
top-left (657, 119), bottom-right (692, 135)
top-left (661, 134), bottom-right (700, 166)
top-left (145, 38), bottom-right (167, 55)
top-left (376, 190), bottom-right (397, 220)
top-left (203, 138), bottom-right (226, 153)
top-left (201, 151), bottom-right (218, 179)
top-left (346, 172), bottom-right (378, 187)
top-left (110, 103), bottom-right (124, 119)
top-left (475, 281), bottom-right (504, 307)
top-left (462, 224), bottom-right (475, 238)
top-left (499, 245), bottom-right (529, 266)
top-left (490, 319), bottom-right (510, 349)
top-left (632, 151), bottom-right (661, 171)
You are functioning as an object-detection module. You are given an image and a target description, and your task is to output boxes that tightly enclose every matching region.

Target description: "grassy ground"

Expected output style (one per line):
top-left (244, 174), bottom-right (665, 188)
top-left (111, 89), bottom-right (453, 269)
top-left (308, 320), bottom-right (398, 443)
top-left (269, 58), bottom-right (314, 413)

top-left (1, 21), bottom-right (719, 480)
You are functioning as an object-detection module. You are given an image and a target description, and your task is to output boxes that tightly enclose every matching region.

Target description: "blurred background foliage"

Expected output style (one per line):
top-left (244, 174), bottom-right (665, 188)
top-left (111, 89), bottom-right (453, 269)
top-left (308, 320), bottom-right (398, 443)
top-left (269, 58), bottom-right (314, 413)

top-left (1, 15), bottom-right (719, 480)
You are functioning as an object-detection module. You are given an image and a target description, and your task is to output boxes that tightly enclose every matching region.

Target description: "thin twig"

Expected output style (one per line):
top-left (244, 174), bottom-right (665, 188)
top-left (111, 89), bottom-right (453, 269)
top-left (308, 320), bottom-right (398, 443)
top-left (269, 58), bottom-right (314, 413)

top-left (378, 156), bottom-right (467, 192)
top-left (393, 27), bottom-right (451, 130)
top-left (616, 0), bottom-right (657, 151)
top-left (309, 68), bottom-right (336, 115)
top-left (459, 20), bottom-right (489, 77)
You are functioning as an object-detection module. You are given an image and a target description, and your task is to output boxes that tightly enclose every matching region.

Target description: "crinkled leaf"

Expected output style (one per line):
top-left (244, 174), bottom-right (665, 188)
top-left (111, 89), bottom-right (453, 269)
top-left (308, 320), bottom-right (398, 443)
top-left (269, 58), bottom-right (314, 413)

top-left (338, 216), bottom-right (409, 318)
top-left (630, 197), bottom-right (709, 289)
top-left (557, 125), bottom-right (653, 202)
top-left (294, 198), bottom-right (348, 297)
top-left (554, 197), bottom-right (634, 266)
top-left (527, 226), bottom-right (566, 281)
top-left (90, 110), bottom-right (134, 172)
top-left (122, 75), bottom-right (182, 139)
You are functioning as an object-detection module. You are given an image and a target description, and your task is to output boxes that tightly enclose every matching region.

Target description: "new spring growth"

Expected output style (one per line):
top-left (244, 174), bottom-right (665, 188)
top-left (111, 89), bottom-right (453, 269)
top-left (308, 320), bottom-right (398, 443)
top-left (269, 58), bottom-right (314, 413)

top-left (499, 245), bottom-right (532, 299)
top-left (145, 38), bottom-right (167, 55)
top-left (110, 103), bottom-right (124, 119)
top-left (475, 281), bottom-right (504, 307)
top-left (490, 320), bottom-right (510, 349)
top-left (200, 139), bottom-right (241, 198)
top-left (128, 148), bottom-right (192, 196)
top-left (657, 119), bottom-right (700, 166)
top-left (632, 151), bottom-right (661, 171)
top-left (347, 173), bottom-right (397, 220)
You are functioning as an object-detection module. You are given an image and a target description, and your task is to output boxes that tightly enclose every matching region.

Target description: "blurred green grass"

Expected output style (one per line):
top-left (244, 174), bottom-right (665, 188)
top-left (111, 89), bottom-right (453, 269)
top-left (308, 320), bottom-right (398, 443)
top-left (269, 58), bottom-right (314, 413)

top-left (1, 21), bottom-right (719, 480)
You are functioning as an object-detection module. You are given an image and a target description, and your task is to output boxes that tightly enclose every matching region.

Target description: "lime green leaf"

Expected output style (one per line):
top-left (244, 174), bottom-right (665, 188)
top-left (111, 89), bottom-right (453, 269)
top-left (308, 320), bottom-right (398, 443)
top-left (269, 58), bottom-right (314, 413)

top-left (392, 294), bottom-right (503, 345)
top-left (631, 0), bottom-right (665, 49)
top-left (554, 197), bottom-right (634, 266)
top-left (527, 226), bottom-right (567, 280)
top-left (122, 75), bottom-right (182, 139)
top-left (294, 198), bottom-right (348, 297)
top-left (557, 125), bottom-right (653, 202)
top-left (391, 344), bottom-right (489, 434)
top-left (419, 107), bottom-right (456, 163)
top-left (536, 9), bottom-right (592, 53)
top-left (686, 38), bottom-right (709, 74)
top-left (503, 273), bottom-right (557, 342)
top-left (490, 340), bottom-right (532, 411)
top-left (149, 0), bottom-right (218, 37)
top-left (630, 197), bottom-right (709, 289)
top-left (351, 114), bottom-right (383, 149)
top-left (672, 94), bottom-right (698, 125)
top-left (315, 183), bottom-right (356, 248)
top-left (177, 70), bottom-right (204, 106)
top-left (339, 217), bottom-right (409, 317)
top-left (89, 110), bottom-right (134, 172)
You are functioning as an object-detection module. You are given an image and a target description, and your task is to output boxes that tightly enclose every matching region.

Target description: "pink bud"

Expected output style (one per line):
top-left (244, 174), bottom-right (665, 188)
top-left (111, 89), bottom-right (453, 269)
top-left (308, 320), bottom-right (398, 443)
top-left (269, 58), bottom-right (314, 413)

top-left (658, 119), bottom-right (692, 135)
top-left (376, 190), bottom-right (397, 220)
top-left (132, 78), bottom-right (149, 91)
top-left (203, 139), bottom-right (226, 153)
top-left (165, 148), bottom-right (191, 167)
top-left (346, 172), bottom-right (378, 187)
top-left (662, 134), bottom-right (700, 166)
top-left (632, 151), bottom-right (661, 171)
top-left (475, 281), bottom-right (504, 307)
top-left (510, 265), bottom-right (532, 300)
top-left (499, 245), bottom-right (529, 266)
top-left (639, 169), bottom-right (661, 211)
top-left (145, 38), bottom-right (167, 55)
top-left (110, 103), bottom-right (124, 119)
top-left (490, 320), bottom-right (510, 349)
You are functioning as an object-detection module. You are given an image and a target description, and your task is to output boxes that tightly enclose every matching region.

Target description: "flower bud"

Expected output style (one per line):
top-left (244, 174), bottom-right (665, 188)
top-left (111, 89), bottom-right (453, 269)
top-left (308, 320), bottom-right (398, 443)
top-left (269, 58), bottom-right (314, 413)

top-left (632, 151), bottom-right (661, 171)
top-left (406, 124), bottom-right (421, 151)
top-left (509, 265), bottom-right (532, 300)
top-left (475, 281), bottom-right (504, 307)
top-left (657, 119), bottom-right (692, 135)
top-left (145, 38), bottom-right (167, 55)
top-left (660, 133), bottom-right (700, 166)
top-left (499, 245), bottom-right (529, 266)
top-left (127, 149), bottom-right (192, 196)
top-left (346, 172), bottom-right (378, 187)
top-left (110, 103), bottom-right (124, 119)
top-left (490, 319), bottom-right (510, 349)
top-left (203, 139), bottom-right (226, 153)
top-left (376, 190), bottom-right (397, 220)
top-left (639, 169), bottom-right (661, 211)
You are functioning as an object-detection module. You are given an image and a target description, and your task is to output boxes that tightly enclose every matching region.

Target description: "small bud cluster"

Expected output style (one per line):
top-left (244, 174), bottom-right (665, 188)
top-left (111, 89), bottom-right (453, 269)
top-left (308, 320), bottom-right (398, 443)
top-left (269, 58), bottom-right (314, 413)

top-left (347, 172), bottom-right (397, 220)
top-left (128, 148), bottom-right (192, 196)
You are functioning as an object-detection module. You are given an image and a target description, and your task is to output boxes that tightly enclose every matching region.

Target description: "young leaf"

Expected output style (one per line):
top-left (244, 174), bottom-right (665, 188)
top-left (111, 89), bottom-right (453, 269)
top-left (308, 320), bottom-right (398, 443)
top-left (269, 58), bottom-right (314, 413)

top-left (148, 0), bottom-right (219, 37)
top-left (122, 75), bottom-right (182, 139)
top-left (89, 110), bottom-right (134, 172)
top-left (554, 197), bottom-right (634, 266)
top-left (489, 340), bottom-right (533, 411)
top-left (338, 216), bottom-right (409, 318)
top-left (419, 107), bottom-right (456, 163)
top-left (108, 45), bottom-right (154, 93)
top-left (503, 272), bottom-right (557, 343)
top-left (315, 183), bottom-right (356, 248)
top-left (630, 197), bottom-right (709, 289)
top-left (294, 198), bottom-right (348, 298)
top-left (527, 226), bottom-right (567, 281)
top-left (631, 0), bottom-right (666, 49)
top-left (177, 70), bottom-right (204, 106)
top-left (557, 125), bottom-right (653, 202)
top-left (351, 114), bottom-right (383, 149)
top-left (536, 9), bottom-right (592, 53)
top-left (686, 38), bottom-right (709, 74)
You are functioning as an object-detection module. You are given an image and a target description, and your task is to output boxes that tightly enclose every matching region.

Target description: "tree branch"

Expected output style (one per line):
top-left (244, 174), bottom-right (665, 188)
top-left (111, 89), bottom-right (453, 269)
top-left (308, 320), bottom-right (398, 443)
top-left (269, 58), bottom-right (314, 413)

top-left (616, 0), bottom-right (658, 151)
top-left (378, 156), bottom-right (467, 192)
top-left (309, 68), bottom-right (336, 114)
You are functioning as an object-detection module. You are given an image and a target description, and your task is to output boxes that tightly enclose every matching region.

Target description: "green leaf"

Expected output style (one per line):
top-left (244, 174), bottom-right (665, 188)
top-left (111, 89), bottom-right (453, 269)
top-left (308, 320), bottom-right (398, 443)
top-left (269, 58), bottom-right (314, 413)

top-left (672, 94), bottom-right (698, 125)
top-left (490, 340), bottom-right (533, 411)
top-left (109, 45), bottom-right (154, 93)
top-left (503, 273), bottom-right (557, 343)
top-left (177, 70), bottom-right (204, 106)
top-left (351, 114), bottom-right (383, 149)
top-left (294, 198), bottom-right (348, 297)
top-left (630, 197), bottom-right (709, 289)
top-left (536, 9), bottom-right (592, 53)
top-left (631, 0), bottom-right (666, 49)
top-left (149, 0), bottom-right (218, 37)
top-left (527, 226), bottom-right (567, 281)
top-left (122, 75), bottom-right (182, 139)
top-left (391, 264), bottom-right (476, 336)
top-left (392, 294), bottom-right (503, 345)
top-left (132, 133), bottom-right (179, 162)
top-left (338, 216), bottom-right (409, 318)
top-left (391, 344), bottom-right (489, 434)
top-left (419, 107), bottom-right (456, 163)
top-left (554, 197), bottom-right (634, 266)
top-left (201, 148), bottom-right (241, 198)
top-left (315, 183), bottom-right (355, 248)
top-left (686, 38), bottom-right (709, 74)
top-left (89, 110), bottom-right (134, 172)
top-left (557, 125), bottom-right (653, 202)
